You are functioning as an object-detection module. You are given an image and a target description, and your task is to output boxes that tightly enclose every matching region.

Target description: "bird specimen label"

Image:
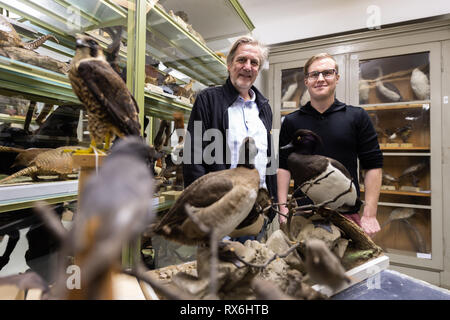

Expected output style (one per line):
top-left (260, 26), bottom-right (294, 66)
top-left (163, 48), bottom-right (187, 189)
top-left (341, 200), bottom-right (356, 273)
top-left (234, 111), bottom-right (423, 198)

top-left (400, 186), bottom-right (422, 192)
top-left (282, 101), bottom-right (297, 109)
top-left (386, 143), bottom-right (400, 148)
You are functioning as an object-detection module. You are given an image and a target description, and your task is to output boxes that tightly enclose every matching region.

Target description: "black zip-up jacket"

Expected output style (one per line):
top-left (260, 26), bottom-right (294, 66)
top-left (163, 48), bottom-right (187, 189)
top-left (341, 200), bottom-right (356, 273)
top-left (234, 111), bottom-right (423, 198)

top-left (183, 78), bottom-right (277, 220)
top-left (279, 99), bottom-right (383, 212)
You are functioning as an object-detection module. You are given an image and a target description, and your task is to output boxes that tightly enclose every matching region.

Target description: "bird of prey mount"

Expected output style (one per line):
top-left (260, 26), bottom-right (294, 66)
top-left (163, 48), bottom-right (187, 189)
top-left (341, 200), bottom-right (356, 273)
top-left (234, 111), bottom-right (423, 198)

top-left (68, 34), bottom-right (141, 153)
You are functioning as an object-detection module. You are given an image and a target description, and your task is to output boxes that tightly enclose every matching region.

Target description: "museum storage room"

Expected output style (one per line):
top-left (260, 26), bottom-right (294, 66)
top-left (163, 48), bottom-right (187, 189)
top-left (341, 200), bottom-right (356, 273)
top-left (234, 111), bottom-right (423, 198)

top-left (0, 0), bottom-right (450, 302)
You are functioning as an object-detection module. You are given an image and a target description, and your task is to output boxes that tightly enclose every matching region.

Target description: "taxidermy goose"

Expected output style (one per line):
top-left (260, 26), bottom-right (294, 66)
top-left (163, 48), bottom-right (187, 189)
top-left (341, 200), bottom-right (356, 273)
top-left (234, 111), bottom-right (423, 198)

top-left (410, 67), bottom-right (430, 100)
top-left (281, 129), bottom-right (361, 214)
top-left (151, 137), bottom-right (260, 245)
top-left (375, 66), bottom-right (402, 102)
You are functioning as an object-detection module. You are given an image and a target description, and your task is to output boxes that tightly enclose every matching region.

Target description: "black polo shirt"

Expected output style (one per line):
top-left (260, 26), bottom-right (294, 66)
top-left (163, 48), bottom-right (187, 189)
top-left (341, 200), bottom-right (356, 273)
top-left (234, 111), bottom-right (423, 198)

top-left (279, 99), bottom-right (383, 208)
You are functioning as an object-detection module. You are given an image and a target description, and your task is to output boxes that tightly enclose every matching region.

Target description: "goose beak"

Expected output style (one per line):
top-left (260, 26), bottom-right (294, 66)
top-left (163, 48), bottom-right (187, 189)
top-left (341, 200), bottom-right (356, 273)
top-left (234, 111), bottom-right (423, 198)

top-left (280, 142), bottom-right (294, 150)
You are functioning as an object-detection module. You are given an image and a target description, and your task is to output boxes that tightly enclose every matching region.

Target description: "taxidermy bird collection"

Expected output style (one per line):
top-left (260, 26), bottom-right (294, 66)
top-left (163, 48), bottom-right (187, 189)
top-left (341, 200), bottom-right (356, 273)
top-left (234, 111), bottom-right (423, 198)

top-left (68, 34), bottom-right (141, 153)
top-left (410, 67), bottom-right (430, 100)
top-left (375, 66), bottom-right (402, 102)
top-left (281, 129), bottom-right (361, 214)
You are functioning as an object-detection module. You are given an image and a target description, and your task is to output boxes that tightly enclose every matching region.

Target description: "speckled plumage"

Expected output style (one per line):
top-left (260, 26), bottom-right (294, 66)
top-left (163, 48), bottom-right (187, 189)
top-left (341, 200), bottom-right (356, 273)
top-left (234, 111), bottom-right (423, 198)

top-left (68, 35), bottom-right (141, 148)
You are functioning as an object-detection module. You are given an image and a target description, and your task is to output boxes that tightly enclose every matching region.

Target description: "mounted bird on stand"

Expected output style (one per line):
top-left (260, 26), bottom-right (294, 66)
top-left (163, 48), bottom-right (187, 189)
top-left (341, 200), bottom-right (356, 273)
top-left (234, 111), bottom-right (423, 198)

top-left (280, 129), bottom-right (362, 233)
top-left (68, 34), bottom-right (141, 154)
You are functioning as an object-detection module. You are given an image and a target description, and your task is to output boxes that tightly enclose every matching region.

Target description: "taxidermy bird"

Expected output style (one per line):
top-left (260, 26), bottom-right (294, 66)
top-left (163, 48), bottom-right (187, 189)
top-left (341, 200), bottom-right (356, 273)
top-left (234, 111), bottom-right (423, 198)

top-left (387, 125), bottom-right (412, 143)
top-left (398, 162), bottom-right (427, 187)
top-left (151, 137), bottom-right (260, 245)
top-left (304, 238), bottom-right (351, 291)
top-left (281, 82), bottom-right (298, 102)
top-left (281, 129), bottom-right (361, 214)
top-left (300, 89), bottom-right (310, 107)
top-left (359, 79), bottom-right (370, 104)
top-left (68, 34), bottom-right (141, 153)
top-left (375, 66), bottom-right (402, 103)
top-left (102, 26), bottom-right (123, 77)
top-left (39, 137), bottom-right (156, 299)
top-left (410, 67), bottom-right (430, 100)
top-left (380, 207), bottom-right (416, 229)
top-left (382, 172), bottom-right (398, 187)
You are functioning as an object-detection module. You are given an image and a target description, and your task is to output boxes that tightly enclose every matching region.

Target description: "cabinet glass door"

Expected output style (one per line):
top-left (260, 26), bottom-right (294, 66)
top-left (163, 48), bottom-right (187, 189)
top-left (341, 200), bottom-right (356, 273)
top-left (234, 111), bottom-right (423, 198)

top-left (350, 43), bottom-right (442, 269)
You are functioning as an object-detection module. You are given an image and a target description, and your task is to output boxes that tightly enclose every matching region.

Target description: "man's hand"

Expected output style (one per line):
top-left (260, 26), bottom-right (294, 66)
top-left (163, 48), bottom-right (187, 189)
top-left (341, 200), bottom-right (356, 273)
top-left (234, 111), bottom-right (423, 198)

top-left (361, 206), bottom-right (380, 237)
top-left (278, 205), bottom-right (289, 225)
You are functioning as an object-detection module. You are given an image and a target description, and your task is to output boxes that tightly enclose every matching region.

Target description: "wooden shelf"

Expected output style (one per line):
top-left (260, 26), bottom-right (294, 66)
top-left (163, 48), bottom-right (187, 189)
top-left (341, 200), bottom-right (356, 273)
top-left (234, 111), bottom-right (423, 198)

top-left (380, 146), bottom-right (430, 151)
top-left (361, 188), bottom-right (430, 197)
top-left (362, 103), bottom-right (429, 111)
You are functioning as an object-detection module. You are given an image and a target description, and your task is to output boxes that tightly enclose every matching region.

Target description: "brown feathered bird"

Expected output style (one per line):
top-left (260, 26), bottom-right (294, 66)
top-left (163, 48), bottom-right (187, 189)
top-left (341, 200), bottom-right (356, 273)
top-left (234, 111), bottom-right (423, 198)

top-left (68, 34), bottom-right (141, 152)
top-left (151, 137), bottom-right (260, 245)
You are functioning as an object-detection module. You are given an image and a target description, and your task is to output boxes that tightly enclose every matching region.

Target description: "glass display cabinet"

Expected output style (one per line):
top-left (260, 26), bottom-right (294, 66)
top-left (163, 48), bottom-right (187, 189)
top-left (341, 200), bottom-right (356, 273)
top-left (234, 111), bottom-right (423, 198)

top-left (268, 21), bottom-right (448, 284)
top-left (0, 0), bottom-right (235, 279)
top-left (349, 43), bottom-right (443, 270)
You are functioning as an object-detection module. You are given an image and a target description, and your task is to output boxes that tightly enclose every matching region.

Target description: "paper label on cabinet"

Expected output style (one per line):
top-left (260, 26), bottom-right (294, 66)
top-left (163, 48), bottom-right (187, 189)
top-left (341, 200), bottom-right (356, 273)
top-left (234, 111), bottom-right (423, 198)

top-left (282, 101), bottom-right (297, 109)
top-left (417, 253), bottom-right (432, 259)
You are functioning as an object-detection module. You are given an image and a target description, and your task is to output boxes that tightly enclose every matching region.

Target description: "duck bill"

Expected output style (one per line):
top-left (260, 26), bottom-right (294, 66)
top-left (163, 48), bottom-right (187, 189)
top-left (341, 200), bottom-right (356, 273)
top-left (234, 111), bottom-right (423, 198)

top-left (280, 142), bottom-right (294, 150)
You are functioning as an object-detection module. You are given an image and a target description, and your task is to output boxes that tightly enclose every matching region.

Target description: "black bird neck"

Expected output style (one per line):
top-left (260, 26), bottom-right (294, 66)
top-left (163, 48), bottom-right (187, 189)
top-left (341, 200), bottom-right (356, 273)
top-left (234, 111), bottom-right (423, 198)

top-left (237, 163), bottom-right (255, 169)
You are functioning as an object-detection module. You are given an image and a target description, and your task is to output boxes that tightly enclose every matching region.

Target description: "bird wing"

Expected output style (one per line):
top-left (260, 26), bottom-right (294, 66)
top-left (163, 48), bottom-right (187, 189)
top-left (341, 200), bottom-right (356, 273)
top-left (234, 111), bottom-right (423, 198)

top-left (327, 158), bottom-right (352, 181)
top-left (153, 172), bottom-right (233, 232)
top-left (77, 60), bottom-right (141, 136)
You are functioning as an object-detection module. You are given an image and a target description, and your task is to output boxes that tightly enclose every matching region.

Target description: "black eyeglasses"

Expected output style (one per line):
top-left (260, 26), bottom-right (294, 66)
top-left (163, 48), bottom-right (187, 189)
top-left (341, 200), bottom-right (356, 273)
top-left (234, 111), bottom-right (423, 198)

top-left (306, 69), bottom-right (337, 80)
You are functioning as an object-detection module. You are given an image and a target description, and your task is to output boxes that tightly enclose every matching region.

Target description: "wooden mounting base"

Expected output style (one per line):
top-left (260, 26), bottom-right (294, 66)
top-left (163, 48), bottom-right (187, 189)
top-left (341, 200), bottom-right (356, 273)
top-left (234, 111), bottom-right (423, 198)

top-left (72, 153), bottom-right (107, 203)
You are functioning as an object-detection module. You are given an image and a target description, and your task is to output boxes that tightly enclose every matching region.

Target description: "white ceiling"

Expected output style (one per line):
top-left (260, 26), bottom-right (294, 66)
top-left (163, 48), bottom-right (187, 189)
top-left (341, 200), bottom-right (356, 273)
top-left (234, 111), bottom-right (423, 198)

top-left (236, 0), bottom-right (450, 45)
top-left (159, 0), bottom-right (450, 51)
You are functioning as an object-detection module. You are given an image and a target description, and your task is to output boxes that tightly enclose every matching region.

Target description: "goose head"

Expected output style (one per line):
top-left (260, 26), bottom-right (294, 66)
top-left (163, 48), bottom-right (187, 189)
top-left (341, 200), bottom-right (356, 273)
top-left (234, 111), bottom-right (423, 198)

top-left (237, 137), bottom-right (258, 169)
top-left (281, 129), bottom-right (322, 155)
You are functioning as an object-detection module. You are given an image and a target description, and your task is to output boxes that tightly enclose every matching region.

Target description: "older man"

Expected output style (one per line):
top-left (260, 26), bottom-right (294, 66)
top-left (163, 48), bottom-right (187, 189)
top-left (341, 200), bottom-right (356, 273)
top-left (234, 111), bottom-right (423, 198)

top-left (183, 36), bottom-right (277, 240)
top-left (277, 53), bottom-right (383, 237)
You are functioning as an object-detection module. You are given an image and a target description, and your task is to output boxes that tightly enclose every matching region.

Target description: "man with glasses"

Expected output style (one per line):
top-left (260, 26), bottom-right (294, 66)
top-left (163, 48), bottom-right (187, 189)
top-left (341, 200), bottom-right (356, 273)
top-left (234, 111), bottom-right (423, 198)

top-left (277, 53), bottom-right (383, 237)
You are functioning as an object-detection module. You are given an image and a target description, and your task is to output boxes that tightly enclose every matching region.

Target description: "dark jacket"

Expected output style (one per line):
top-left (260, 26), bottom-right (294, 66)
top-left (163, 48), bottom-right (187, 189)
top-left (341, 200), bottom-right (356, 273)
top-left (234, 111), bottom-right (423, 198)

top-left (183, 78), bottom-right (277, 220)
top-left (279, 99), bottom-right (383, 212)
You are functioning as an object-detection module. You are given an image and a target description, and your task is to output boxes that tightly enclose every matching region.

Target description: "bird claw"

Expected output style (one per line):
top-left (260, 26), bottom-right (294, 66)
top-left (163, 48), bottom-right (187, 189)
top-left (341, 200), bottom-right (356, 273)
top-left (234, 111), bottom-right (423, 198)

top-left (68, 147), bottom-right (107, 155)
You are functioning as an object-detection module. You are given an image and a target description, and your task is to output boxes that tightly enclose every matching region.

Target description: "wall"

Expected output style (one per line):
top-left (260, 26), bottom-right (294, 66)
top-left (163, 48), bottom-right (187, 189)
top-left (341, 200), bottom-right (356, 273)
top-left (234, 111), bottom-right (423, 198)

top-left (241, 0), bottom-right (450, 45)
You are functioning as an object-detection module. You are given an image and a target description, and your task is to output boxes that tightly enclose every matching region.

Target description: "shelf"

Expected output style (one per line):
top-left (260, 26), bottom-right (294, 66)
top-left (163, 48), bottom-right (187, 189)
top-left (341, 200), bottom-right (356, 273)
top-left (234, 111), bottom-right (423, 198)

top-left (0, 179), bottom-right (175, 213)
top-left (0, 113), bottom-right (37, 125)
top-left (380, 146), bottom-right (430, 151)
top-left (146, 4), bottom-right (228, 86)
top-left (0, 180), bottom-right (78, 213)
top-left (0, 56), bottom-right (77, 104)
top-left (362, 102), bottom-right (429, 111)
top-left (361, 188), bottom-right (430, 197)
top-left (144, 91), bottom-right (192, 120)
